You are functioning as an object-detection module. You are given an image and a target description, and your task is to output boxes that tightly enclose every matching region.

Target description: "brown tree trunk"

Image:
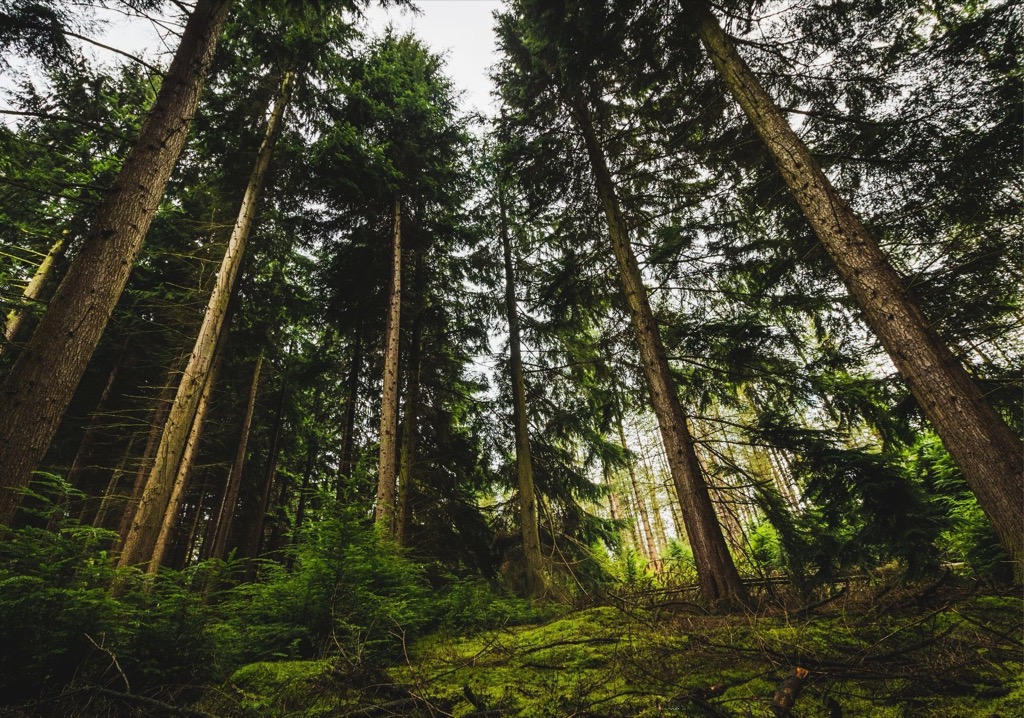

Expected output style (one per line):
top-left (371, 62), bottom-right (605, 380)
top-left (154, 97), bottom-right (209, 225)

top-left (118, 71), bottom-right (292, 568)
top-left (568, 95), bottom-right (747, 606)
top-left (501, 188), bottom-right (547, 598)
top-left (375, 196), bottom-right (403, 536)
top-left (337, 330), bottom-right (363, 495)
top-left (2, 233), bottom-right (66, 356)
top-left (694, 4), bottom-right (1024, 575)
top-left (397, 260), bottom-right (423, 547)
top-left (208, 352), bottom-right (262, 561)
top-left (0, 0), bottom-right (233, 526)
top-left (148, 325), bottom-right (226, 572)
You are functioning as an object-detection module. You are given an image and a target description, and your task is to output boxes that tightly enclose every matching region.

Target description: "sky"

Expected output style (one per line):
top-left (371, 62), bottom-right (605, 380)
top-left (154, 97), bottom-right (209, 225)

top-left (72, 1), bottom-right (506, 117)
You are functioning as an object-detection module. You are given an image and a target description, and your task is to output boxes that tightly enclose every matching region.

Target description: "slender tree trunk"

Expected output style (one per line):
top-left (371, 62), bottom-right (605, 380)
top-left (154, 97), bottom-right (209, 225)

top-left (397, 267), bottom-right (423, 547)
top-left (208, 352), bottom-right (262, 561)
top-left (247, 380), bottom-right (286, 563)
top-left (148, 326), bottom-right (226, 572)
top-left (501, 189), bottom-right (546, 597)
top-left (568, 96), bottom-right (746, 605)
top-left (617, 417), bottom-right (660, 573)
top-left (93, 434), bottom-right (137, 531)
top-left (118, 72), bottom-right (292, 568)
top-left (337, 330), bottom-right (363, 495)
top-left (0, 0), bottom-right (233, 525)
top-left (694, 4), bottom-right (1024, 574)
top-left (375, 196), bottom-right (403, 535)
top-left (1, 233), bottom-right (66, 356)
top-left (118, 355), bottom-right (185, 547)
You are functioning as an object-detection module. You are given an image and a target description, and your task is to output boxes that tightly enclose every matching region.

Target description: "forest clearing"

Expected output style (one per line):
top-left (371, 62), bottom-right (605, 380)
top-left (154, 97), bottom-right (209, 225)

top-left (0, 0), bottom-right (1021, 715)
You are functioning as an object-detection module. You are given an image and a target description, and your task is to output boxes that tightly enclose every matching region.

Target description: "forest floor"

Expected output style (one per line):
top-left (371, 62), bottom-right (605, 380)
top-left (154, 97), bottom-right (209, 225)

top-left (200, 574), bottom-right (1022, 718)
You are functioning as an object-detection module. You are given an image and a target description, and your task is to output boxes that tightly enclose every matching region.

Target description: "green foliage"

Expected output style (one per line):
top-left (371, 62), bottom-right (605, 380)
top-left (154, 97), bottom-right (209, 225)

top-left (224, 508), bottom-right (430, 668)
top-left (432, 578), bottom-right (543, 635)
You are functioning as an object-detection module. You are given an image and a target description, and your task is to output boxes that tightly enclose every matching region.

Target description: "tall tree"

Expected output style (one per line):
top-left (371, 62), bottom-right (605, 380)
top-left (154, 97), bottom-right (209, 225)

top-left (688, 2), bottom-right (1023, 573)
top-left (0, 0), bottom-right (233, 525)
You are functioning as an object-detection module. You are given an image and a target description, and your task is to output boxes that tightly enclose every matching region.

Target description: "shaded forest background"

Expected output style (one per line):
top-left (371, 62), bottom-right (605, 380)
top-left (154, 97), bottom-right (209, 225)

top-left (0, 0), bottom-right (1020, 715)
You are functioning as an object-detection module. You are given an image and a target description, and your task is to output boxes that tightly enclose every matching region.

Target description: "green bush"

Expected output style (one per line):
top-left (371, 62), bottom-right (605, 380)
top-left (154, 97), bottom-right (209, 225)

top-left (432, 578), bottom-right (539, 634)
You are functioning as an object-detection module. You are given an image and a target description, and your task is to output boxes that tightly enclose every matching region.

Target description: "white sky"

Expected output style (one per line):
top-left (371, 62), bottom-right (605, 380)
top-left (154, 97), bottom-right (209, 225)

top-left (73, 1), bottom-right (506, 117)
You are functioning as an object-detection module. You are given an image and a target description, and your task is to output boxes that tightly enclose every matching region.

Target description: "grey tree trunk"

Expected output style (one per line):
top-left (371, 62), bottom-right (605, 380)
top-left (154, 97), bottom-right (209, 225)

top-left (118, 71), bottom-right (292, 568)
top-left (375, 196), bottom-right (403, 536)
top-left (568, 95), bottom-right (747, 606)
top-left (695, 4), bottom-right (1023, 575)
top-left (0, 0), bottom-right (233, 525)
top-left (501, 189), bottom-right (547, 598)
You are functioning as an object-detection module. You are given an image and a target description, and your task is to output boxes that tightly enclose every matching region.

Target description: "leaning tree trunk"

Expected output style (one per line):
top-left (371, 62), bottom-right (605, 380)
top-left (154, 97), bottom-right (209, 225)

top-left (568, 94), bottom-right (747, 607)
top-left (500, 191), bottom-right (547, 597)
top-left (148, 325), bottom-right (227, 573)
top-left (375, 196), bottom-right (403, 536)
top-left (1, 233), bottom-right (66, 356)
top-left (694, 3), bottom-right (1024, 575)
top-left (118, 71), bottom-right (292, 568)
top-left (207, 351), bottom-right (262, 561)
top-left (0, 0), bottom-right (233, 526)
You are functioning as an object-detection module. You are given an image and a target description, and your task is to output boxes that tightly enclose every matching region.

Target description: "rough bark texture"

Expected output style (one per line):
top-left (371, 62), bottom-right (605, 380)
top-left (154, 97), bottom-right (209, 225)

top-left (208, 352), bottom-right (262, 561)
top-left (375, 196), bottom-right (403, 535)
top-left (695, 4), bottom-right (1024, 575)
top-left (0, 0), bottom-right (233, 526)
top-left (2, 233), bottom-right (66, 355)
top-left (118, 71), bottom-right (291, 568)
top-left (569, 95), bottom-right (747, 606)
top-left (501, 191), bottom-right (546, 598)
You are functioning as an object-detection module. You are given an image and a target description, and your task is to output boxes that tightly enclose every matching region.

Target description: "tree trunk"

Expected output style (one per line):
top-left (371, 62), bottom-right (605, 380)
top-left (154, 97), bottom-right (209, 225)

top-left (617, 417), bottom-right (661, 573)
top-left (375, 196), bottom-right (403, 536)
top-left (247, 379), bottom-right (286, 563)
top-left (1, 233), bottom-right (66, 356)
top-left (0, 0), bottom-right (233, 526)
top-left (694, 4), bottom-right (1024, 575)
top-left (501, 188), bottom-right (546, 598)
top-left (148, 325), bottom-right (226, 572)
top-left (118, 71), bottom-right (292, 568)
top-left (568, 95), bottom-right (747, 606)
top-left (397, 260), bottom-right (423, 547)
top-left (337, 329), bottom-right (363, 496)
top-left (208, 352), bottom-right (262, 561)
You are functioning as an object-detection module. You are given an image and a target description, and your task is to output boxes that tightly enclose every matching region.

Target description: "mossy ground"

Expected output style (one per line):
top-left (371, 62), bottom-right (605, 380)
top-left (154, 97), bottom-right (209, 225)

top-left (202, 579), bottom-right (1022, 717)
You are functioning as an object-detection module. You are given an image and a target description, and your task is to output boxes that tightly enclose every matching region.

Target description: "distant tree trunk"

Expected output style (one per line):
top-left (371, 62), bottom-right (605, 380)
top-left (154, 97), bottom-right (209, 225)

top-left (0, 0), bottom-right (233, 526)
top-left (93, 434), bottom-right (137, 531)
top-left (208, 352), bottom-right (262, 561)
top-left (247, 379), bottom-right (286, 563)
top-left (397, 261), bottom-right (423, 547)
top-left (295, 388), bottom-right (323, 533)
top-left (1, 233), bottom-right (66, 356)
top-left (148, 326), bottom-right (226, 572)
top-left (617, 417), bottom-right (660, 573)
top-left (375, 196), bottom-right (403, 536)
top-left (694, 3), bottom-right (1024, 574)
top-left (569, 95), bottom-right (747, 606)
top-left (337, 330), bottom-right (363, 496)
top-left (118, 71), bottom-right (292, 569)
top-left (501, 189), bottom-right (546, 598)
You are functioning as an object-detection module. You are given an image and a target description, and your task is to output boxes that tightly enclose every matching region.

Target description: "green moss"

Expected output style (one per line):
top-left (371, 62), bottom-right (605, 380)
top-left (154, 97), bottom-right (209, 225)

top-left (219, 659), bottom-right (356, 717)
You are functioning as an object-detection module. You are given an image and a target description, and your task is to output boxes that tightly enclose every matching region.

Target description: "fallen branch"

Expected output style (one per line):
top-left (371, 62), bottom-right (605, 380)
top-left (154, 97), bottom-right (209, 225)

top-left (88, 687), bottom-right (213, 718)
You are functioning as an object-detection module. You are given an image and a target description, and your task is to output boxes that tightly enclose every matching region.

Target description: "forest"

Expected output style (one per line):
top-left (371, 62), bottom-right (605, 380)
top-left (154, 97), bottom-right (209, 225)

top-left (0, 0), bottom-right (1021, 715)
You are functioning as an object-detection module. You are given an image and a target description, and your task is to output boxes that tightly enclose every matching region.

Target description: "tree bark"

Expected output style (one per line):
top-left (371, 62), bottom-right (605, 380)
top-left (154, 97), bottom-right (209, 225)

top-left (375, 196), bottom-right (403, 536)
top-left (501, 189), bottom-right (546, 597)
top-left (337, 329), bottom-right (363, 496)
top-left (568, 95), bottom-right (747, 606)
top-left (694, 4), bottom-right (1024, 574)
top-left (0, 0), bottom-right (233, 526)
top-left (1, 233), bottom-right (66, 356)
top-left (397, 257), bottom-right (423, 547)
top-left (207, 352), bottom-right (262, 561)
top-left (148, 324), bottom-right (226, 572)
top-left (118, 70), bottom-right (292, 568)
